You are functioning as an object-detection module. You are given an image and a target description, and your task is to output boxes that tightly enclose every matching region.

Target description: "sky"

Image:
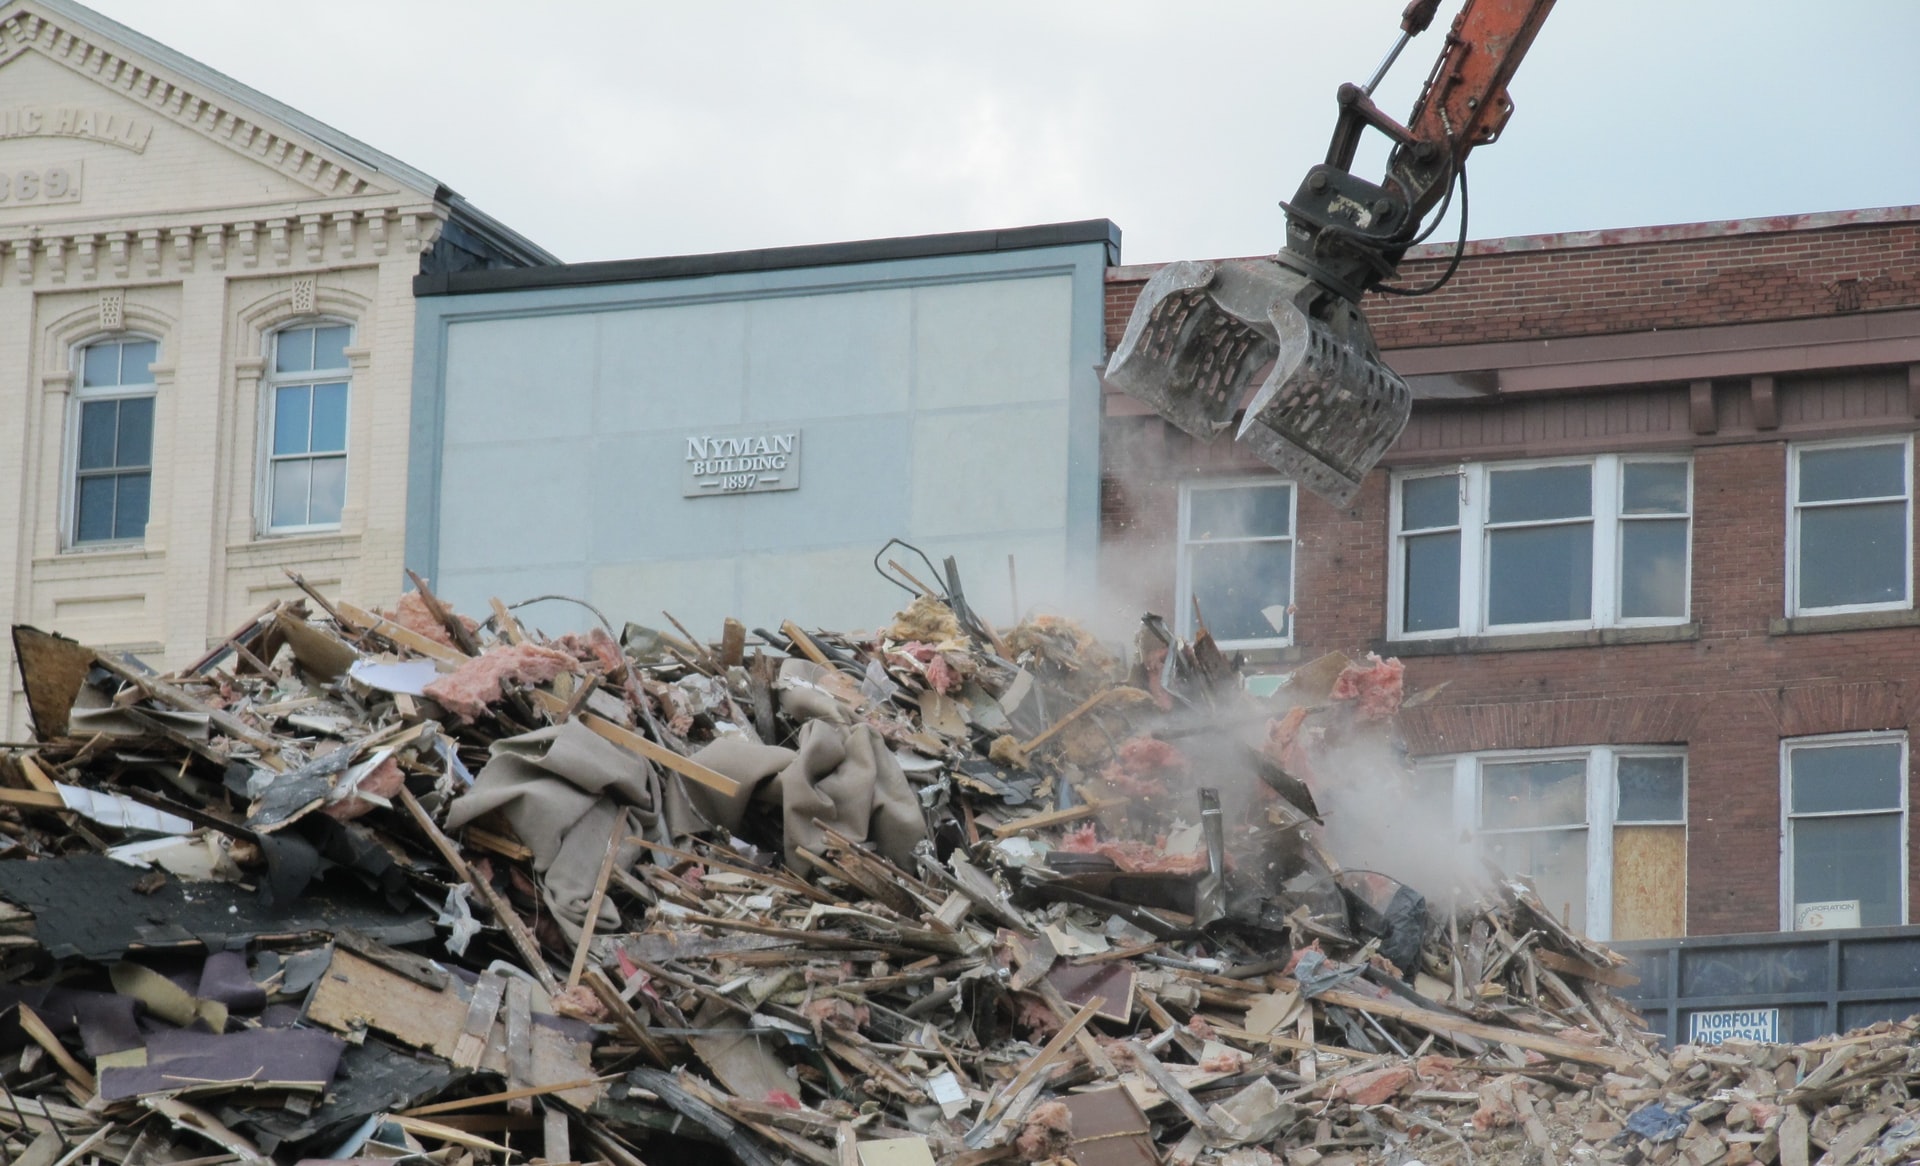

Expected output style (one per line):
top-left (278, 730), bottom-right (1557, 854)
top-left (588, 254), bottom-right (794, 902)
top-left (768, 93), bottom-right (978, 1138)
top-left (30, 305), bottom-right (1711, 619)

top-left (73, 0), bottom-right (1920, 267)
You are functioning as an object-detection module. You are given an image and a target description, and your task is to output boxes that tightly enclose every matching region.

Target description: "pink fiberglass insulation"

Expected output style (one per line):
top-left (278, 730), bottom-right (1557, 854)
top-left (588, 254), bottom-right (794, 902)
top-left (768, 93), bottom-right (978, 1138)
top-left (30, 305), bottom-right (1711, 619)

top-left (552, 627), bottom-right (624, 674)
top-left (1329, 653), bottom-right (1406, 719)
top-left (424, 642), bottom-right (578, 721)
top-left (1057, 823), bottom-right (1206, 873)
top-left (322, 755), bottom-right (404, 822)
top-left (1013, 1101), bottom-right (1073, 1162)
top-left (387, 591), bottom-right (476, 650)
top-left (1099, 735), bottom-right (1186, 798)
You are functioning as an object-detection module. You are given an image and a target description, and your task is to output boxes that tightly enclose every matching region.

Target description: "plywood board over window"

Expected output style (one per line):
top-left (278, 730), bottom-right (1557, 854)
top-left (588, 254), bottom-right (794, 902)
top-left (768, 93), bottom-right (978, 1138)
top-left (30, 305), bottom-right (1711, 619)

top-left (1417, 746), bottom-right (1687, 942)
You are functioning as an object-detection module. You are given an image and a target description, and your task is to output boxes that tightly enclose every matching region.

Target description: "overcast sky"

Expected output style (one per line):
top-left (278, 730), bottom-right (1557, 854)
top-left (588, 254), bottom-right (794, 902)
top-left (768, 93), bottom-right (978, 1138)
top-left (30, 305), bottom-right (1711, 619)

top-left (78, 0), bottom-right (1920, 266)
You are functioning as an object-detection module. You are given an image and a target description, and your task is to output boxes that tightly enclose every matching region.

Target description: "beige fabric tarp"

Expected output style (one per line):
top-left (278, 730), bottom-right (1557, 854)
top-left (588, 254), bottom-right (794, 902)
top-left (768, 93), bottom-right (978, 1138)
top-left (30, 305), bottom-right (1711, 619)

top-left (445, 720), bottom-right (685, 941)
top-left (447, 657), bottom-right (929, 934)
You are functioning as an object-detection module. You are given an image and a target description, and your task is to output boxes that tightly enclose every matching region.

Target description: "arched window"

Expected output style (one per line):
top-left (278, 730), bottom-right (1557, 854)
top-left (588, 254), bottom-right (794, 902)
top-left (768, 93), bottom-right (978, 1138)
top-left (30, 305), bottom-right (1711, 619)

top-left (264, 323), bottom-right (351, 532)
top-left (71, 336), bottom-right (158, 545)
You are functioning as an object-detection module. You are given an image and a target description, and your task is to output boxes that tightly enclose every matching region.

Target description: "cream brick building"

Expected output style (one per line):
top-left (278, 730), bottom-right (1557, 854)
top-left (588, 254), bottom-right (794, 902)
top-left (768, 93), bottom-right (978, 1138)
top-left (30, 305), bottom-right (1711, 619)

top-left (0, 0), bottom-right (551, 730)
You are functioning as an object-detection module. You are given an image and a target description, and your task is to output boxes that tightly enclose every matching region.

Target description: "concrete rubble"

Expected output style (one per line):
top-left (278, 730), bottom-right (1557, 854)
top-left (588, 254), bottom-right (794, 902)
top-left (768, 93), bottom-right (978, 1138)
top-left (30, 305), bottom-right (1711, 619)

top-left (0, 564), bottom-right (1910, 1164)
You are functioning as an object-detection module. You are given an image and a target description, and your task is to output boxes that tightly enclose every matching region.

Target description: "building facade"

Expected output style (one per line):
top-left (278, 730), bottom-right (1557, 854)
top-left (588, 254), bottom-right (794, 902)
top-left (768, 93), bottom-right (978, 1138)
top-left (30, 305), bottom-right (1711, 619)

top-left (1104, 206), bottom-right (1920, 945)
top-left (0, 0), bottom-right (549, 731)
top-left (408, 222), bottom-right (1116, 638)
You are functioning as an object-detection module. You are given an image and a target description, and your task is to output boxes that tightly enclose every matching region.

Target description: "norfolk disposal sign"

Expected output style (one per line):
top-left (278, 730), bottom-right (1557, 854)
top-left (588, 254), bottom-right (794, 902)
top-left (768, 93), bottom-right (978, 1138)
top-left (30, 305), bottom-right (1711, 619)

top-left (682, 426), bottom-right (801, 497)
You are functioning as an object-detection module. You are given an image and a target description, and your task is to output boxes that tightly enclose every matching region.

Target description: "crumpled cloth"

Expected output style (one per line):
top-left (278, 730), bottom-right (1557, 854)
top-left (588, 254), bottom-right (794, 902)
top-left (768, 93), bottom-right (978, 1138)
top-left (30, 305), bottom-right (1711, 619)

top-left (686, 664), bottom-right (927, 874)
top-left (445, 720), bottom-right (686, 941)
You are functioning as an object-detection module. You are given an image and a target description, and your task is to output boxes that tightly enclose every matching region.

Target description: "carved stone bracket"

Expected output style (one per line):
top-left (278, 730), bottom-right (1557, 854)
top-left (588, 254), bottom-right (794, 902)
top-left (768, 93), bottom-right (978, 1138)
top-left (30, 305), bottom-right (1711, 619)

top-left (1750, 374), bottom-right (1778, 430)
top-left (1688, 380), bottom-right (1716, 435)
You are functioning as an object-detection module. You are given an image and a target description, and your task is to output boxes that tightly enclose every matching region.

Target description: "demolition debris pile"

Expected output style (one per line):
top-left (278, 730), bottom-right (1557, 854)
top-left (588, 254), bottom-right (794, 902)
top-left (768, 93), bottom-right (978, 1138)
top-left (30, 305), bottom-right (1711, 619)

top-left (0, 570), bottom-right (1913, 1164)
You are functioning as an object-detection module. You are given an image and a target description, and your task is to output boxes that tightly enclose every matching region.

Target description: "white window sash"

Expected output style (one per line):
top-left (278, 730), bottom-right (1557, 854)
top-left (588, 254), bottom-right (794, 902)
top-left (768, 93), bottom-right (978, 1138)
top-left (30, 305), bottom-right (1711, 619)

top-left (1392, 456), bottom-right (1695, 639)
top-left (1778, 732), bottom-right (1911, 929)
top-left (259, 327), bottom-right (352, 537)
top-left (1786, 436), bottom-right (1914, 617)
top-left (64, 338), bottom-right (161, 550)
top-left (1175, 477), bottom-right (1295, 649)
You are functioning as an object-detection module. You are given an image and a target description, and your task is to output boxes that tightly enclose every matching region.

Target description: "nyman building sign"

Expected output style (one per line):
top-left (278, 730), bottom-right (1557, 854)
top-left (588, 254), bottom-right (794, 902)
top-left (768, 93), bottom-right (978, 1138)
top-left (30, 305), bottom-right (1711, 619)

top-left (681, 427), bottom-right (802, 497)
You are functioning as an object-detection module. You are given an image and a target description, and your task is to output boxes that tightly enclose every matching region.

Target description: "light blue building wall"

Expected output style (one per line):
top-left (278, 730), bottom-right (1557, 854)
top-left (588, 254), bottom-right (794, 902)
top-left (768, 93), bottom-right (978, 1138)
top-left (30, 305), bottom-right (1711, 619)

top-left (408, 221), bottom-right (1118, 636)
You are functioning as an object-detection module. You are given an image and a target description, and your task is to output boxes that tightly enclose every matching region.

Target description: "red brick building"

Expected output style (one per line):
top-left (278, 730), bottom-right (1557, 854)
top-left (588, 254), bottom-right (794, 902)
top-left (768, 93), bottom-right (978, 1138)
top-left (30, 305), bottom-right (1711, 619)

top-left (1102, 206), bottom-right (1920, 942)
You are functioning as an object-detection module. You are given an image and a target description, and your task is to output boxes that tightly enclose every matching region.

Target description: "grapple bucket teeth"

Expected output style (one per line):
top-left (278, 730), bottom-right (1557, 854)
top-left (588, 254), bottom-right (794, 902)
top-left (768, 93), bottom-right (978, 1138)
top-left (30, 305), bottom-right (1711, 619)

top-left (1104, 259), bottom-right (1301, 440)
top-left (1239, 297), bottom-right (1411, 509)
top-left (1104, 257), bottom-right (1411, 507)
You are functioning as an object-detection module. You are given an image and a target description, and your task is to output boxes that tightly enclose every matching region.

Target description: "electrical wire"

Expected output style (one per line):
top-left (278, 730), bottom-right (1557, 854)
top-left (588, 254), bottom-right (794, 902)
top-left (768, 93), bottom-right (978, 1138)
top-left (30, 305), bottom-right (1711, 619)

top-left (1376, 162), bottom-right (1470, 297)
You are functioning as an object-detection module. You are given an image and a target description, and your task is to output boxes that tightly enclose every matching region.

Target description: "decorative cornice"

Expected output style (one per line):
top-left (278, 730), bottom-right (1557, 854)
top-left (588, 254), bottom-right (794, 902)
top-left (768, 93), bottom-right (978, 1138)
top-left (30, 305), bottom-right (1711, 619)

top-left (0, 204), bottom-right (447, 286)
top-left (0, 5), bottom-right (400, 200)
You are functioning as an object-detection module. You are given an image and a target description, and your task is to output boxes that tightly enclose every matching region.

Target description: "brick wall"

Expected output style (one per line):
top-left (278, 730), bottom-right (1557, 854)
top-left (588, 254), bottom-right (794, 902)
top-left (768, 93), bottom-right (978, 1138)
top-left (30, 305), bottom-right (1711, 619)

top-left (1106, 208), bottom-right (1920, 355)
top-left (1102, 209), bottom-right (1920, 936)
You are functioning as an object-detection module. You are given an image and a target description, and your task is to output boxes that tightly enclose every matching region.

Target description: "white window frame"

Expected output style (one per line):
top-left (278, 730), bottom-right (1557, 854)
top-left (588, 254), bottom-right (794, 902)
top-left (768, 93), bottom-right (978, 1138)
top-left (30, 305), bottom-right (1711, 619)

top-left (62, 333), bottom-right (160, 550)
top-left (1785, 435), bottom-right (1913, 617)
top-left (1778, 731), bottom-right (1909, 930)
top-left (258, 320), bottom-right (353, 536)
top-left (1389, 454), bottom-right (1693, 640)
top-left (1175, 476), bottom-right (1296, 649)
top-left (1417, 745), bottom-right (1688, 942)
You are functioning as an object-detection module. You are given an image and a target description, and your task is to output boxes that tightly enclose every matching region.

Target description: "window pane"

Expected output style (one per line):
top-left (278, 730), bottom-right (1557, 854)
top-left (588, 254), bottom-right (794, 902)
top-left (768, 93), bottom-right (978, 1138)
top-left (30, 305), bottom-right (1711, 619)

top-left (1792, 814), bottom-right (1902, 927)
top-left (116, 396), bottom-right (153, 468)
top-left (1617, 755), bottom-right (1686, 822)
top-left (275, 328), bottom-right (314, 374)
top-left (113, 473), bottom-right (150, 540)
top-left (308, 457), bottom-right (346, 526)
top-left (309, 384), bottom-right (348, 453)
top-left (118, 340), bottom-right (157, 383)
top-left (1481, 758), bottom-right (1586, 829)
top-left (271, 460), bottom-right (311, 528)
top-left (82, 343), bottom-right (120, 388)
top-left (1799, 443), bottom-right (1905, 503)
top-left (1485, 828), bottom-right (1587, 933)
top-left (274, 386), bottom-right (311, 456)
top-left (1402, 474), bottom-right (1459, 530)
top-left (1489, 464), bottom-right (1591, 524)
top-left (1488, 523), bottom-right (1593, 625)
top-left (1188, 484), bottom-right (1291, 541)
top-left (1621, 518), bottom-right (1688, 618)
top-left (1189, 539), bottom-right (1292, 642)
top-left (1403, 531), bottom-right (1460, 632)
top-left (1798, 502), bottom-right (1906, 609)
top-left (313, 325), bottom-right (350, 370)
top-left (75, 476), bottom-right (115, 542)
top-left (77, 400), bottom-right (118, 470)
top-left (1790, 742), bottom-right (1904, 814)
top-left (1624, 462), bottom-right (1689, 515)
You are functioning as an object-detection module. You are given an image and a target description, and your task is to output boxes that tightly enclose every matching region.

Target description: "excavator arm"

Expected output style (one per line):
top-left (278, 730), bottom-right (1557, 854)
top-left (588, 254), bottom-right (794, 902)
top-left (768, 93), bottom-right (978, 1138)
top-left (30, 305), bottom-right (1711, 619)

top-left (1284, 0), bottom-right (1556, 299)
top-left (1104, 0), bottom-right (1555, 506)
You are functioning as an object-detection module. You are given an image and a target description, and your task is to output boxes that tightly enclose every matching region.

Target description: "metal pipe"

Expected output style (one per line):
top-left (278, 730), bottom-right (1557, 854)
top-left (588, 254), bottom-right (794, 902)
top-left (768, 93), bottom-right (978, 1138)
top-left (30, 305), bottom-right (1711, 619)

top-left (1364, 30), bottom-right (1414, 96)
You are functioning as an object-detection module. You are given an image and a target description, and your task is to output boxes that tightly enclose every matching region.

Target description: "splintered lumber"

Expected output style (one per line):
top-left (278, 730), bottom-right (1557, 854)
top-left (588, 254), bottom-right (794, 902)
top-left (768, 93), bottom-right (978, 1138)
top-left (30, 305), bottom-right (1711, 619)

top-left (333, 600), bottom-right (468, 667)
top-left (988, 798), bottom-right (1126, 838)
top-left (1307, 985), bottom-right (1634, 1070)
top-left (528, 691), bottom-right (740, 796)
top-left (398, 788), bottom-right (560, 993)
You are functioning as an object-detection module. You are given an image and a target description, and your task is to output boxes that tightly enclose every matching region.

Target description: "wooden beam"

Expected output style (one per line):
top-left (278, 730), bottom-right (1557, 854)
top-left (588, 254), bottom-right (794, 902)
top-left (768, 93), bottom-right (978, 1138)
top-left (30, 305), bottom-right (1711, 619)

top-left (1307, 985), bottom-right (1632, 1070)
top-left (528, 691), bottom-right (739, 797)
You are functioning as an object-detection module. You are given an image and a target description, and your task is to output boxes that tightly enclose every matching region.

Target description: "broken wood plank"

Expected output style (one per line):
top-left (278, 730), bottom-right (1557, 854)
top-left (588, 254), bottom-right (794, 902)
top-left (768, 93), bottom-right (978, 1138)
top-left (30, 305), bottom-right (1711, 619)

top-left (526, 691), bottom-right (740, 796)
top-left (333, 600), bottom-right (468, 667)
top-left (402, 1075), bottom-right (615, 1117)
top-left (452, 972), bottom-right (507, 1070)
top-left (568, 822), bottom-right (626, 988)
top-left (398, 788), bottom-right (561, 993)
top-left (16, 1005), bottom-right (93, 1096)
top-left (1307, 985), bottom-right (1633, 1070)
top-left (987, 797), bottom-right (1127, 838)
